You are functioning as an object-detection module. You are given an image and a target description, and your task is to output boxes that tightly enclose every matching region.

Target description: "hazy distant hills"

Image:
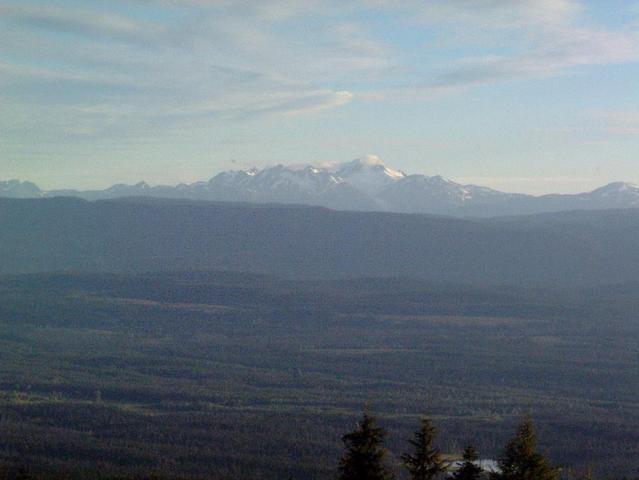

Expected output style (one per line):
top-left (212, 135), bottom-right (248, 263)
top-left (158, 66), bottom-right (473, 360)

top-left (0, 179), bottom-right (44, 198)
top-left (3, 155), bottom-right (639, 217)
top-left (2, 196), bottom-right (639, 286)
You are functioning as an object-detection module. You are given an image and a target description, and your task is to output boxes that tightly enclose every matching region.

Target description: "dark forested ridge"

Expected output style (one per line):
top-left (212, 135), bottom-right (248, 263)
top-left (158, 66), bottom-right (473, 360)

top-left (3, 197), bottom-right (639, 285)
top-left (1, 272), bottom-right (638, 479)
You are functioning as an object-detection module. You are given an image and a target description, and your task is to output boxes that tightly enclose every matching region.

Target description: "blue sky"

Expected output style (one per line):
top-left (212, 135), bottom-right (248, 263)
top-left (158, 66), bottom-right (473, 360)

top-left (1, 0), bottom-right (638, 194)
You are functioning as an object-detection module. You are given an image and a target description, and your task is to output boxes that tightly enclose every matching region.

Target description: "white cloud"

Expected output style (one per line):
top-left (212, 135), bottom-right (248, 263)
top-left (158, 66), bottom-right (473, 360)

top-left (0, 0), bottom-right (365, 139)
top-left (367, 0), bottom-right (639, 99)
top-left (2, 0), bottom-right (639, 142)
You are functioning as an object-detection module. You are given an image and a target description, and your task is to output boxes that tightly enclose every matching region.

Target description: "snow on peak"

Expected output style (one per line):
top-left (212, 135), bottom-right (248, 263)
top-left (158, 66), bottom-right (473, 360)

top-left (355, 154), bottom-right (384, 166)
top-left (334, 155), bottom-right (405, 195)
top-left (591, 181), bottom-right (639, 197)
top-left (338, 155), bottom-right (405, 176)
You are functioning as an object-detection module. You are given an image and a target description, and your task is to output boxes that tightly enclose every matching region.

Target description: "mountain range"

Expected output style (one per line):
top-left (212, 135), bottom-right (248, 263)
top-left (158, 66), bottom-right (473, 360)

top-left (3, 155), bottom-right (639, 216)
top-left (2, 196), bottom-right (639, 286)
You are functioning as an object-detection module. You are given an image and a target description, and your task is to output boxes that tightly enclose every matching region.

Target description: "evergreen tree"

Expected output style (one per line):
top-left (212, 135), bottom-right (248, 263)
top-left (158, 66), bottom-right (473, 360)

top-left (492, 418), bottom-right (559, 480)
top-left (337, 412), bottom-right (395, 480)
top-left (402, 417), bottom-right (447, 480)
top-left (453, 444), bottom-right (483, 480)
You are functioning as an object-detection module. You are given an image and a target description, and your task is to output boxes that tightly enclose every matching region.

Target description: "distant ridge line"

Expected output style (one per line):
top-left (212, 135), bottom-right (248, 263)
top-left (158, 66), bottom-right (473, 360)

top-left (2, 156), bottom-right (639, 217)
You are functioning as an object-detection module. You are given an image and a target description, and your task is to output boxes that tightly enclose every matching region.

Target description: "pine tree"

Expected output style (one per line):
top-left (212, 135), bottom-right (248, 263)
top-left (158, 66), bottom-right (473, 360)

top-left (492, 418), bottom-right (559, 480)
top-left (453, 444), bottom-right (483, 480)
top-left (402, 417), bottom-right (447, 480)
top-left (337, 412), bottom-right (395, 480)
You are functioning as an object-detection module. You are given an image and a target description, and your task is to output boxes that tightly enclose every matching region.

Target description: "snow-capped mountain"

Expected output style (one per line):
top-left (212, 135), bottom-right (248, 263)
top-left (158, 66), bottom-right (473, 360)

top-left (334, 154), bottom-right (405, 195)
top-left (3, 156), bottom-right (639, 217)
top-left (537, 181), bottom-right (639, 211)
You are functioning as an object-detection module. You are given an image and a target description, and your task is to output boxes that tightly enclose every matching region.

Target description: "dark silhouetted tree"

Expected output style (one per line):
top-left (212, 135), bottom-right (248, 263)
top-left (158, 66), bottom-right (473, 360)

top-left (338, 412), bottom-right (394, 480)
top-left (453, 444), bottom-right (483, 480)
top-left (492, 418), bottom-right (559, 480)
top-left (402, 417), bottom-right (447, 480)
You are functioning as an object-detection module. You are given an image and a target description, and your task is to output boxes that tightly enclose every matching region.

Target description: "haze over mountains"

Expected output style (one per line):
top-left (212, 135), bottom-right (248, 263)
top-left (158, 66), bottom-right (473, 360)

top-left (3, 196), bottom-right (639, 286)
top-left (3, 155), bottom-right (639, 217)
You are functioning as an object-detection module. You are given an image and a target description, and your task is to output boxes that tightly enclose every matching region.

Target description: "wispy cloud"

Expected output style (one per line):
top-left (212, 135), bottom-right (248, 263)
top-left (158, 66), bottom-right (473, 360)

top-left (0, 0), bottom-right (365, 138)
top-left (593, 111), bottom-right (639, 135)
top-left (432, 27), bottom-right (639, 87)
top-left (0, 4), bottom-right (165, 43)
top-left (367, 0), bottom-right (639, 99)
top-left (2, 0), bottom-right (639, 159)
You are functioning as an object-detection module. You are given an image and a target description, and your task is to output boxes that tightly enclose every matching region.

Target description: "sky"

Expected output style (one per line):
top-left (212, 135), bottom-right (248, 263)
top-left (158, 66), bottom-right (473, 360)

top-left (1, 0), bottom-right (639, 194)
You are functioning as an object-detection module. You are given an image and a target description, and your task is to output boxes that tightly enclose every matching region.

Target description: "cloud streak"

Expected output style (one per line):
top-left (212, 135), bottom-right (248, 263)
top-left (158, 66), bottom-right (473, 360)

top-left (367, 0), bottom-right (639, 99)
top-left (2, 0), bottom-right (639, 154)
top-left (0, 0), bottom-right (364, 139)
top-left (594, 111), bottom-right (639, 135)
top-left (0, 4), bottom-right (165, 43)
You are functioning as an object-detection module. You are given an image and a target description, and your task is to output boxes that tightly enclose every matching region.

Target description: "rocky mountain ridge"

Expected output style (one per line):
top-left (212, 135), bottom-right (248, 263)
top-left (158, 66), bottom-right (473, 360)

top-left (4, 155), bottom-right (639, 217)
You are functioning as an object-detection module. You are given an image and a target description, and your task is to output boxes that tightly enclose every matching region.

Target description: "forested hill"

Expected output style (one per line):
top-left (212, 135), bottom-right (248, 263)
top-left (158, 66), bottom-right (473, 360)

top-left (2, 197), bottom-right (639, 285)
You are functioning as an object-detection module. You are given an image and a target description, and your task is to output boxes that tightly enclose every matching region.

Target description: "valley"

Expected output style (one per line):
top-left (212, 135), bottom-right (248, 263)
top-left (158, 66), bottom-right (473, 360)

top-left (1, 272), bottom-right (638, 478)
